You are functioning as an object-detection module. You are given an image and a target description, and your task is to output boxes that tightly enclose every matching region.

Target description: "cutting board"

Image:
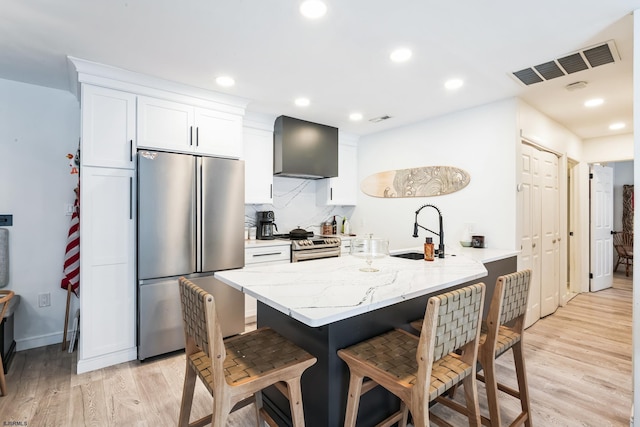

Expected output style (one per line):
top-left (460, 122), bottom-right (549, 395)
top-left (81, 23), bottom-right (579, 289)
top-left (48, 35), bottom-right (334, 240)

top-left (361, 166), bottom-right (470, 198)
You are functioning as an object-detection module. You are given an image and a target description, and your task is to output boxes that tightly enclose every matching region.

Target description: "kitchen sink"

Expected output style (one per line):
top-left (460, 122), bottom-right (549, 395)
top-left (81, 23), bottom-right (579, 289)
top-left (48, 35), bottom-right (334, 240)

top-left (391, 252), bottom-right (424, 260)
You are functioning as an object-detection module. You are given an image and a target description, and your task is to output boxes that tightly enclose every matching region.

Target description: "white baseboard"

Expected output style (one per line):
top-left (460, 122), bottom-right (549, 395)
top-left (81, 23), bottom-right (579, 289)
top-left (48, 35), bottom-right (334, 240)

top-left (77, 347), bottom-right (137, 374)
top-left (16, 330), bottom-right (68, 351)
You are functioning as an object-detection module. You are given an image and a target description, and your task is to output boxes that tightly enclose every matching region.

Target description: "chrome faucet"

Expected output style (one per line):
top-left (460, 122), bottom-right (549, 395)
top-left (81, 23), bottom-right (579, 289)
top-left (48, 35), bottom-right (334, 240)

top-left (412, 204), bottom-right (445, 258)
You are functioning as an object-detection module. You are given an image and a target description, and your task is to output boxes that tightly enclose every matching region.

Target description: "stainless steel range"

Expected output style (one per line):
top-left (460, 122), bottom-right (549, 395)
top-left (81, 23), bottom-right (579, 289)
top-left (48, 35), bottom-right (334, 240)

top-left (290, 236), bottom-right (341, 262)
top-left (275, 229), bottom-right (342, 262)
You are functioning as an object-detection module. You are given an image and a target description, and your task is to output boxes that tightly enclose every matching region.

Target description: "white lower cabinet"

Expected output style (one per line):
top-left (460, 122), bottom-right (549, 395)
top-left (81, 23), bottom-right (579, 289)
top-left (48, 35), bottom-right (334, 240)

top-left (244, 244), bottom-right (291, 321)
top-left (78, 166), bottom-right (136, 372)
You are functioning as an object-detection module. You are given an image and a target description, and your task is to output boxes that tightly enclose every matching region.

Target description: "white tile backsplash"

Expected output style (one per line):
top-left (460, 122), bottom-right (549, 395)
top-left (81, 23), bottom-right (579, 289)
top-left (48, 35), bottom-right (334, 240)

top-left (245, 177), bottom-right (354, 235)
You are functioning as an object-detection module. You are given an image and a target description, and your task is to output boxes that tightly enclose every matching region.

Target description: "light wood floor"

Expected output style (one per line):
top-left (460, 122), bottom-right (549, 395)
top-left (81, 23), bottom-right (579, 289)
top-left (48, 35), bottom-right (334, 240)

top-left (0, 272), bottom-right (632, 426)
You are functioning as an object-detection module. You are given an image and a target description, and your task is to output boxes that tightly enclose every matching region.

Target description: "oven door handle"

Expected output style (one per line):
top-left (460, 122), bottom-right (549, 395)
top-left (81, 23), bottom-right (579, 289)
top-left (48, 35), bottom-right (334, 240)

top-left (292, 247), bottom-right (341, 262)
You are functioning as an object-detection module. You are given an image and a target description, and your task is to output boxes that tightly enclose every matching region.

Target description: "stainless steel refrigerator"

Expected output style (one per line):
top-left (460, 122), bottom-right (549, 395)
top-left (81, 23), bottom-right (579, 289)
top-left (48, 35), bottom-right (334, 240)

top-left (137, 151), bottom-right (245, 360)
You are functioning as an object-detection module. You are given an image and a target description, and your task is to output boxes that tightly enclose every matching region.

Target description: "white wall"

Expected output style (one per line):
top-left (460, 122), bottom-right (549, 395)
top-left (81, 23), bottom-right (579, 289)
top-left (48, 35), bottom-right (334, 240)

top-left (0, 78), bottom-right (80, 350)
top-left (583, 133), bottom-right (633, 163)
top-left (352, 98), bottom-right (519, 252)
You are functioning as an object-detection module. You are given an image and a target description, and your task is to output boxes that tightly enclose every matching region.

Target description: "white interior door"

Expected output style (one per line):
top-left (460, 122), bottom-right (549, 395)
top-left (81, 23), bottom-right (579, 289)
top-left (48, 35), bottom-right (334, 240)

top-left (590, 164), bottom-right (614, 292)
top-left (521, 144), bottom-right (541, 328)
top-left (540, 151), bottom-right (560, 317)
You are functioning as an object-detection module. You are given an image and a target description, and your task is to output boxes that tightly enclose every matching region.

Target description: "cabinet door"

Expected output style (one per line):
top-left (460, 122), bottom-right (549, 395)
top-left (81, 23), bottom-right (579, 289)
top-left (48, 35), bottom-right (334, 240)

top-left (317, 141), bottom-right (358, 206)
top-left (195, 108), bottom-right (243, 158)
top-left (137, 96), bottom-right (194, 152)
top-left (243, 127), bottom-right (274, 204)
top-left (81, 85), bottom-right (136, 169)
top-left (79, 167), bottom-right (136, 360)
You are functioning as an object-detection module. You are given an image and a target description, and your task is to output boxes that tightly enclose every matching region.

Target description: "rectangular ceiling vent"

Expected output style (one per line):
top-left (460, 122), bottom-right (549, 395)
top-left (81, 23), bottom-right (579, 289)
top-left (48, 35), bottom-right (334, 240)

top-left (369, 115), bottom-right (392, 123)
top-left (512, 40), bottom-right (620, 86)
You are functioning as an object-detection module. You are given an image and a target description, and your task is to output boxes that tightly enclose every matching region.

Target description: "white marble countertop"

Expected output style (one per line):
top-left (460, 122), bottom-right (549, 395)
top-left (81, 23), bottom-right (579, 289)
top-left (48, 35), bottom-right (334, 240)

top-left (391, 246), bottom-right (519, 264)
top-left (215, 254), bottom-right (487, 327)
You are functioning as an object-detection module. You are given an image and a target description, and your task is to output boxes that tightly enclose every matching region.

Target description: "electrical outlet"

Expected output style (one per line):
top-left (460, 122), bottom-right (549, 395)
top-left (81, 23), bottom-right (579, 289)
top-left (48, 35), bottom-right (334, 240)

top-left (38, 292), bottom-right (51, 308)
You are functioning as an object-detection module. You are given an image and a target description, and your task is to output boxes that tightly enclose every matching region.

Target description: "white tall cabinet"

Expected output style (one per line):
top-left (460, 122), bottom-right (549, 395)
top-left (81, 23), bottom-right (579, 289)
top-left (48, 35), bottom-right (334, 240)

top-left (243, 114), bottom-right (275, 204)
top-left (79, 84), bottom-right (138, 372)
top-left (68, 56), bottom-right (248, 373)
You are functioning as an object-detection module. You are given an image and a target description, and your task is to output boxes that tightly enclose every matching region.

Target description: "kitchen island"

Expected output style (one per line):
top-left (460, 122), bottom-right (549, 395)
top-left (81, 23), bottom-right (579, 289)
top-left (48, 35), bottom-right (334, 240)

top-left (215, 251), bottom-right (516, 426)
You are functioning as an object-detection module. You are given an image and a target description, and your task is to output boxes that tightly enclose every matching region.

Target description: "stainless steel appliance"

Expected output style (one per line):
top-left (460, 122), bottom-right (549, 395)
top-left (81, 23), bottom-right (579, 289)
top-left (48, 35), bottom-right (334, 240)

top-left (290, 236), bottom-right (341, 262)
top-left (256, 210), bottom-right (277, 240)
top-left (137, 151), bottom-right (245, 360)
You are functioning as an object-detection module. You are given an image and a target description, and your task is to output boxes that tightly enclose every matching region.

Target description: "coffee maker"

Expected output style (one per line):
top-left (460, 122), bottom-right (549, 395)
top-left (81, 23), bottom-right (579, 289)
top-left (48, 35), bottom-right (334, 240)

top-left (256, 211), bottom-right (278, 240)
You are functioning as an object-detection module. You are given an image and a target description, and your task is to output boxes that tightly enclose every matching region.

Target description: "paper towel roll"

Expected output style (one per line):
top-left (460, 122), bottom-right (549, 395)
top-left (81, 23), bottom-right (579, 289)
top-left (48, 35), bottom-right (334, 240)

top-left (0, 228), bottom-right (8, 288)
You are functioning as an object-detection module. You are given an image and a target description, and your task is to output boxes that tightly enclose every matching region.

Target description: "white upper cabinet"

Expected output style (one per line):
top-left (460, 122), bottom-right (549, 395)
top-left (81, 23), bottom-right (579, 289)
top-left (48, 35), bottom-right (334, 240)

top-left (81, 85), bottom-right (136, 169)
top-left (137, 96), bottom-right (193, 152)
top-left (137, 96), bottom-right (242, 158)
top-left (195, 108), bottom-right (243, 158)
top-left (243, 126), bottom-right (274, 204)
top-left (317, 135), bottom-right (359, 206)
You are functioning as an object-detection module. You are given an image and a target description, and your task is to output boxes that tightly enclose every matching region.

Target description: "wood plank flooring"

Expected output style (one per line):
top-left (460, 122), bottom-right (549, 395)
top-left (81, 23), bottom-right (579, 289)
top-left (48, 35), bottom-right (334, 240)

top-left (0, 272), bottom-right (632, 426)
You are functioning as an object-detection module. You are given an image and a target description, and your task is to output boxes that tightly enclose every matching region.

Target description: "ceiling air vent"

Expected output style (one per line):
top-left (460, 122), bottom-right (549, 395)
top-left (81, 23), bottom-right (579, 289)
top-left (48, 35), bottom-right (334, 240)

top-left (512, 40), bottom-right (620, 86)
top-left (369, 115), bottom-right (392, 123)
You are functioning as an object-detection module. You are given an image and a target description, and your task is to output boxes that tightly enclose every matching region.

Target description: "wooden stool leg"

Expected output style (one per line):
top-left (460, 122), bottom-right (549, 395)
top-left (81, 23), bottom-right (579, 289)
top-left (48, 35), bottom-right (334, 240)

top-left (480, 357), bottom-right (501, 427)
top-left (211, 394), bottom-right (232, 427)
top-left (62, 284), bottom-right (72, 351)
top-left (178, 365), bottom-right (197, 427)
top-left (462, 370), bottom-right (482, 427)
top-left (254, 391), bottom-right (264, 427)
top-left (285, 377), bottom-right (306, 427)
top-left (512, 342), bottom-right (532, 427)
top-left (343, 371), bottom-right (364, 427)
top-left (0, 356), bottom-right (6, 396)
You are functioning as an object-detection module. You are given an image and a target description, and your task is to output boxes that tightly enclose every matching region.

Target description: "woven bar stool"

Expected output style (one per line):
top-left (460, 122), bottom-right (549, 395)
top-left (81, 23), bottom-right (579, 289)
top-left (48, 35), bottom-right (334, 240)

top-left (425, 270), bottom-right (532, 427)
top-left (177, 277), bottom-right (317, 427)
top-left (338, 283), bottom-right (485, 427)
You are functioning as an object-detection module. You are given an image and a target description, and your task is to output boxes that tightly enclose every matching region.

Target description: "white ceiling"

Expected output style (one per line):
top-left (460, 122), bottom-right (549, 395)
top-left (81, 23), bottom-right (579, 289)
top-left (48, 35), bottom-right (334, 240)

top-left (1, 1), bottom-right (638, 139)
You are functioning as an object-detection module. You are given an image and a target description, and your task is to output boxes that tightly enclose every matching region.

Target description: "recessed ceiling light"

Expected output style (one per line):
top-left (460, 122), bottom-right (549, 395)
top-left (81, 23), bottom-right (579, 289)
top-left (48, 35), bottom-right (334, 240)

top-left (390, 48), bottom-right (412, 63)
top-left (609, 122), bottom-right (626, 130)
top-left (584, 98), bottom-right (604, 107)
top-left (215, 76), bottom-right (235, 87)
top-left (300, 0), bottom-right (327, 19)
top-left (349, 112), bottom-right (363, 121)
top-left (295, 97), bottom-right (310, 107)
top-left (444, 78), bottom-right (464, 90)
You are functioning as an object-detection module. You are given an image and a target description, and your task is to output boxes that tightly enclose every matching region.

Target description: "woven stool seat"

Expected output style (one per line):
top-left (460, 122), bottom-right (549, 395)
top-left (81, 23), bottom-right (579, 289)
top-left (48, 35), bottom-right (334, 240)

top-left (480, 323), bottom-right (521, 359)
top-left (178, 277), bottom-right (317, 427)
top-left (338, 283), bottom-right (486, 427)
top-left (189, 327), bottom-right (315, 391)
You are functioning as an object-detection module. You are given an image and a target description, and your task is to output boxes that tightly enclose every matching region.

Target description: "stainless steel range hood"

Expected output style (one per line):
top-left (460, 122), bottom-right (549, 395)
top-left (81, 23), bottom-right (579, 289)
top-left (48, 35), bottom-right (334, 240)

top-left (273, 115), bottom-right (338, 179)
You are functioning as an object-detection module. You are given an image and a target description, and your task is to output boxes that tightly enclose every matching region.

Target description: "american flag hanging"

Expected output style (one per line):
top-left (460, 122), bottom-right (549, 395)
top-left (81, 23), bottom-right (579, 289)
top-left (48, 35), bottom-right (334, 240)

top-left (61, 186), bottom-right (80, 296)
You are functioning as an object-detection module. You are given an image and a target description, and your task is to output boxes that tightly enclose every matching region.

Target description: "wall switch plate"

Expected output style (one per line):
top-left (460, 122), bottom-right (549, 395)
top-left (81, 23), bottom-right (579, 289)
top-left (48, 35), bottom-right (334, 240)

top-left (0, 214), bottom-right (12, 226)
top-left (38, 292), bottom-right (51, 307)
